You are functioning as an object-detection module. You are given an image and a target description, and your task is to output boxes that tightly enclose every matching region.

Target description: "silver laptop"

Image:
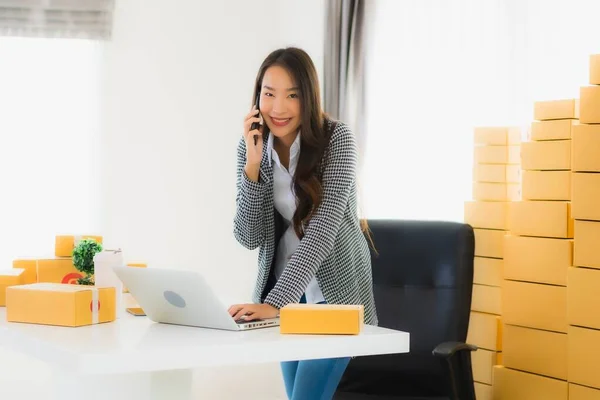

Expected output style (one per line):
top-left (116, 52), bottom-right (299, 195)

top-left (113, 266), bottom-right (279, 331)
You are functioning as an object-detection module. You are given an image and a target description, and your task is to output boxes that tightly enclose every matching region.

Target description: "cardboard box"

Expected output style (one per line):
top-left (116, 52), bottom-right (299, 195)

top-left (534, 98), bottom-right (579, 121)
top-left (591, 54), bottom-right (600, 85)
top-left (574, 220), bottom-right (600, 269)
top-left (12, 259), bottom-right (37, 284)
top-left (522, 170), bottom-right (571, 201)
top-left (473, 182), bottom-right (520, 201)
top-left (503, 235), bottom-right (571, 286)
top-left (474, 256), bottom-right (503, 287)
top-left (502, 280), bottom-right (567, 333)
top-left (580, 86), bottom-right (600, 124)
top-left (572, 173), bottom-right (600, 221)
top-left (503, 324), bottom-right (568, 380)
top-left (0, 269), bottom-right (24, 307)
top-left (568, 267), bottom-right (600, 329)
top-left (467, 311), bottom-right (502, 351)
top-left (474, 145), bottom-right (520, 165)
top-left (279, 304), bottom-right (363, 335)
top-left (572, 123), bottom-right (600, 172)
top-left (474, 126), bottom-right (521, 145)
top-left (509, 201), bottom-right (574, 239)
top-left (55, 235), bottom-right (103, 257)
top-left (36, 258), bottom-right (83, 284)
top-left (569, 383), bottom-right (600, 400)
top-left (493, 366), bottom-right (568, 400)
top-left (471, 284), bottom-right (502, 315)
top-left (464, 201), bottom-right (508, 230)
top-left (531, 119), bottom-right (577, 141)
top-left (6, 283), bottom-right (116, 327)
top-left (569, 326), bottom-right (600, 390)
top-left (473, 164), bottom-right (521, 183)
top-left (474, 383), bottom-right (492, 400)
top-left (474, 228), bottom-right (505, 258)
top-left (471, 348), bottom-right (499, 385)
top-left (521, 140), bottom-right (571, 171)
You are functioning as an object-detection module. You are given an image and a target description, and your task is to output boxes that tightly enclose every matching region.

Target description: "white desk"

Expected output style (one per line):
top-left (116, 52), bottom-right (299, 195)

top-left (0, 308), bottom-right (410, 400)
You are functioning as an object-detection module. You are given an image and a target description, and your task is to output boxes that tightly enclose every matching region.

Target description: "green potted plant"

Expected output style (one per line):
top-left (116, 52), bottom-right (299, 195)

top-left (72, 238), bottom-right (103, 285)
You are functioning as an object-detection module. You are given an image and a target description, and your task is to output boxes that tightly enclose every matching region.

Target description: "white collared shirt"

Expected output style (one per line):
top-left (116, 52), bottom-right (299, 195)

top-left (267, 131), bottom-right (325, 304)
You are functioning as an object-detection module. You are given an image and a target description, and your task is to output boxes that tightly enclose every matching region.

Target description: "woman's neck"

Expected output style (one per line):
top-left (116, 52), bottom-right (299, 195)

top-left (274, 130), bottom-right (299, 150)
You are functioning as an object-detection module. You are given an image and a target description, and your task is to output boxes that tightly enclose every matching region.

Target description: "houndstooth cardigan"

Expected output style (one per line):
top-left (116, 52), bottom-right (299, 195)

top-left (233, 120), bottom-right (378, 326)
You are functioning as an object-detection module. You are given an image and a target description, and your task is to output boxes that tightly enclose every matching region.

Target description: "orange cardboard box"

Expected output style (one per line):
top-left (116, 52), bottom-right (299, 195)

top-left (569, 383), bottom-right (600, 400)
top-left (580, 86), bottom-right (600, 124)
top-left (574, 220), bottom-right (600, 269)
top-left (474, 228), bottom-right (505, 258)
top-left (474, 145), bottom-right (520, 165)
top-left (530, 119), bottom-right (577, 141)
top-left (474, 126), bottom-right (521, 146)
top-left (471, 348), bottom-right (499, 385)
top-left (36, 258), bottom-right (83, 284)
top-left (0, 269), bottom-right (24, 307)
top-left (503, 324), bottom-right (567, 380)
top-left (471, 284), bottom-right (502, 315)
top-left (572, 173), bottom-right (600, 221)
top-left (521, 140), bottom-right (571, 171)
top-left (12, 259), bottom-right (37, 284)
top-left (279, 304), bottom-right (363, 335)
top-left (464, 201), bottom-right (508, 230)
top-left (472, 182), bottom-right (520, 202)
top-left (55, 235), bottom-right (103, 257)
top-left (534, 98), bottom-right (579, 121)
top-left (467, 311), bottom-right (502, 351)
top-left (572, 124), bottom-right (600, 172)
top-left (493, 365), bottom-right (568, 400)
top-left (568, 267), bottom-right (600, 330)
top-left (473, 257), bottom-right (503, 287)
top-left (509, 201), bottom-right (574, 239)
top-left (6, 283), bottom-right (116, 327)
top-left (503, 235), bottom-right (571, 286)
top-left (473, 164), bottom-right (521, 183)
top-left (591, 54), bottom-right (600, 85)
top-left (502, 280), bottom-right (567, 333)
top-left (522, 170), bottom-right (571, 201)
top-left (569, 326), bottom-right (600, 390)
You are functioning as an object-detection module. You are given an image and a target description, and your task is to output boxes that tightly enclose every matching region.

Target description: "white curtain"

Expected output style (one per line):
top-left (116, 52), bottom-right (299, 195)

top-left (0, 37), bottom-right (102, 268)
top-left (362, 0), bottom-right (600, 222)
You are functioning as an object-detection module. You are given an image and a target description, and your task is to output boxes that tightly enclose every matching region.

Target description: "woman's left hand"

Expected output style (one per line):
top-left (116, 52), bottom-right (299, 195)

top-left (228, 303), bottom-right (279, 321)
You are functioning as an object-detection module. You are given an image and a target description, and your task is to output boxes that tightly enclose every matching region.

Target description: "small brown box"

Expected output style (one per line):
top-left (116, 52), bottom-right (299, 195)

top-left (471, 348), bottom-right (499, 385)
top-left (521, 140), bottom-right (571, 171)
top-left (473, 164), bottom-right (521, 183)
top-left (474, 126), bottom-right (521, 145)
top-left (569, 326), bottom-right (600, 390)
top-left (502, 280), bottom-right (567, 333)
top-left (572, 173), bottom-right (600, 221)
top-left (467, 311), bottom-right (502, 351)
top-left (473, 182), bottom-right (520, 202)
top-left (568, 267), bottom-right (600, 330)
top-left (471, 284), bottom-right (502, 315)
top-left (522, 170), bottom-right (570, 201)
top-left (591, 54), bottom-right (600, 85)
top-left (474, 383), bottom-right (493, 400)
top-left (464, 201), bottom-right (508, 230)
top-left (509, 201), bottom-right (574, 239)
top-left (492, 366), bottom-right (568, 400)
top-left (580, 86), bottom-right (600, 124)
top-left (574, 220), bottom-right (600, 269)
top-left (530, 119), bottom-right (576, 141)
top-left (572, 123), bottom-right (600, 172)
top-left (474, 228), bottom-right (505, 258)
top-left (534, 98), bottom-right (579, 121)
top-left (474, 145), bottom-right (520, 165)
top-left (473, 256), bottom-right (503, 287)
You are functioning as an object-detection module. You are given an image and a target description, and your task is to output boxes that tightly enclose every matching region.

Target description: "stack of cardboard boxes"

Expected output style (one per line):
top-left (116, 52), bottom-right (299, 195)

top-left (566, 54), bottom-right (600, 399)
top-left (465, 126), bottom-right (521, 399)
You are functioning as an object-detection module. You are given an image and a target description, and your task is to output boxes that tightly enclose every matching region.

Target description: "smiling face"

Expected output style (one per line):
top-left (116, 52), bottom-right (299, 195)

top-left (259, 65), bottom-right (302, 143)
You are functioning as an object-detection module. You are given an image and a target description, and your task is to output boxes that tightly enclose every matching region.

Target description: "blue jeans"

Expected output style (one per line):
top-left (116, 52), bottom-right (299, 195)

top-left (280, 294), bottom-right (351, 400)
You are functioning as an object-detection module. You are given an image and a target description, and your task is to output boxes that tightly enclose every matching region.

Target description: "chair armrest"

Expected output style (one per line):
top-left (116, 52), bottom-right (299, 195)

top-left (432, 341), bottom-right (478, 400)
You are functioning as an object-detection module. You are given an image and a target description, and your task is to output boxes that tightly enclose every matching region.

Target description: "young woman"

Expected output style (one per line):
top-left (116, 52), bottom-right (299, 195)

top-left (228, 47), bottom-right (377, 400)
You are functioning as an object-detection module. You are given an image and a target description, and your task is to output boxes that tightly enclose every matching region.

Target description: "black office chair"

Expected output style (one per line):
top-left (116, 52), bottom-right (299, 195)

top-left (335, 219), bottom-right (477, 400)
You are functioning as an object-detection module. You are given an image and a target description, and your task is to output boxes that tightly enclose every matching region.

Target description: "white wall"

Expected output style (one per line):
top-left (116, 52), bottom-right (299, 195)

top-left (99, 1), bottom-right (324, 399)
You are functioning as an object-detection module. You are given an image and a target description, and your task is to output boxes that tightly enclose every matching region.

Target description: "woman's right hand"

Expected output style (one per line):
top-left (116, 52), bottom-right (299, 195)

top-left (243, 106), bottom-right (264, 168)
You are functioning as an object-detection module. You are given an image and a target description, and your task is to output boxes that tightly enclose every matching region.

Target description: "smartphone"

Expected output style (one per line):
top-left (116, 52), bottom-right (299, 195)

top-left (126, 307), bottom-right (146, 316)
top-left (251, 91), bottom-right (261, 145)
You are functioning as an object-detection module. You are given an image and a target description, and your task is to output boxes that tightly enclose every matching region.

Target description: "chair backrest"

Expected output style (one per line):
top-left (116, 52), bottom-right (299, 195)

top-left (337, 219), bottom-right (475, 397)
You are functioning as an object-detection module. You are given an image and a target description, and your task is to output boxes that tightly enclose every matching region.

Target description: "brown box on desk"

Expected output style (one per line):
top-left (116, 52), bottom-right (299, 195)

top-left (474, 145), bottom-right (520, 165)
top-left (471, 284), bottom-right (502, 315)
top-left (502, 280), bottom-right (567, 333)
top-left (522, 170), bottom-right (571, 201)
top-left (509, 201), bottom-right (574, 239)
top-left (493, 366), bottom-right (568, 400)
top-left (534, 98), bottom-right (579, 121)
top-left (471, 348), bottom-right (499, 385)
top-left (572, 173), bottom-right (600, 221)
top-left (569, 326), bottom-right (600, 390)
top-left (473, 164), bottom-right (521, 183)
top-left (504, 235), bottom-right (571, 286)
top-left (473, 257), bottom-right (503, 287)
top-left (572, 123), bottom-right (600, 172)
top-left (521, 140), bottom-right (571, 171)
top-left (503, 324), bottom-right (567, 380)
top-left (531, 119), bottom-right (577, 141)
top-left (474, 228), bottom-right (505, 258)
top-left (474, 126), bottom-right (521, 146)
top-left (467, 311), bottom-right (502, 351)
top-left (580, 86), bottom-right (600, 124)
top-left (574, 220), bottom-right (600, 269)
top-left (464, 201), bottom-right (508, 230)
top-left (474, 383), bottom-right (492, 400)
top-left (472, 182), bottom-right (520, 202)
top-left (568, 267), bottom-right (600, 330)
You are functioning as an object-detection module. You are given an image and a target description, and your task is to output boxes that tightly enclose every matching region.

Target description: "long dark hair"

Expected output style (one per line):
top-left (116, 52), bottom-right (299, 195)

top-left (252, 47), bottom-right (375, 250)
